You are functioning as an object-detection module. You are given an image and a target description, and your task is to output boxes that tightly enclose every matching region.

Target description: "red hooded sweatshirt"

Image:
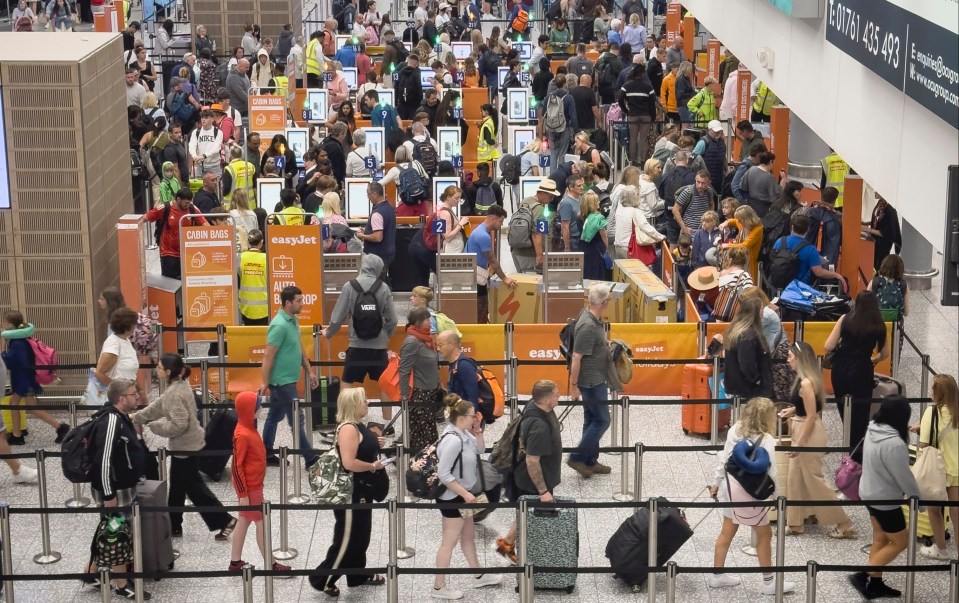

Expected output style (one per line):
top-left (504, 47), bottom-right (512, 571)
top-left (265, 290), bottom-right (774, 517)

top-left (232, 391), bottom-right (266, 497)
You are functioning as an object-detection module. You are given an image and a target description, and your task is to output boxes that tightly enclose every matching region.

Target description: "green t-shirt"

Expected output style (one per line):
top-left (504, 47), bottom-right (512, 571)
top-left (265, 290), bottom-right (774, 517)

top-left (267, 310), bottom-right (302, 386)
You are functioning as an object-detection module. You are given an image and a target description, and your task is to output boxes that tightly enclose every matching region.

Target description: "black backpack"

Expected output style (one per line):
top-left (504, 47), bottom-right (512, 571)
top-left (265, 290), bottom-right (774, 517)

top-left (396, 68), bottom-right (419, 104)
top-left (412, 139), bottom-right (438, 175)
top-left (764, 236), bottom-right (810, 290)
top-left (349, 279), bottom-right (384, 339)
top-left (391, 39), bottom-right (410, 64)
top-left (558, 320), bottom-right (576, 369)
top-left (499, 154), bottom-right (521, 185)
top-left (61, 415), bottom-right (102, 483)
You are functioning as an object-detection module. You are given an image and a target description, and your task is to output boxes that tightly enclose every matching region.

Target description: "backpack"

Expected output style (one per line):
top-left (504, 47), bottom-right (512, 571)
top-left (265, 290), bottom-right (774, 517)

top-left (397, 163), bottom-right (428, 205)
top-left (544, 93), bottom-right (567, 134)
top-left (606, 102), bottom-right (623, 123)
top-left (764, 237), bottom-right (810, 290)
top-left (407, 432), bottom-right (461, 498)
top-left (510, 7), bottom-right (529, 32)
top-left (589, 129), bottom-right (609, 153)
top-left (507, 199), bottom-right (541, 250)
top-left (595, 183), bottom-right (613, 218)
top-left (873, 276), bottom-right (905, 321)
top-left (94, 513), bottom-right (133, 568)
top-left (390, 40), bottom-right (410, 64)
top-left (412, 139), bottom-right (438, 175)
top-left (598, 57), bottom-right (616, 89)
top-left (328, 222), bottom-right (362, 253)
top-left (759, 209), bottom-right (791, 264)
top-left (489, 411), bottom-right (544, 473)
top-left (423, 207), bottom-right (450, 251)
top-left (558, 321), bottom-right (575, 368)
top-left (365, 25), bottom-right (379, 45)
top-left (61, 415), bottom-right (101, 483)
top-left (349, 279), bottom-right (384, 339)
top-left (431, 309), bottom-right (461, 337)
top-left (396, 68), bottom-right (419, 104)
top-left (499, 154), bottom-right (521, 185)
top-left (129, 313), bottom-right (158, 357)
top-left (171, 92), bottom-right (194, 122)
top-left (474, 185), bottom-right (497, 214)
top-left (609, 339), bottom-right (634, 385)
top-left (27, 337), bottom-right (58, 385)
top-left (452, 357), bottom-right (505, 423)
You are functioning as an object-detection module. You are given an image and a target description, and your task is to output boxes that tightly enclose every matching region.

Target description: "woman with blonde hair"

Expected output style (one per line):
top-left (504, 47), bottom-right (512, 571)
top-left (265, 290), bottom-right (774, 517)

top-left (613, 186), bottom-right (664, 263)
top-left (469, 29), bottom-right (484, 51)
top-left (740, 287), bottom-right (794, 401)
top-left (462, 56), bottom-right (480, 88)
top-left (640, 158), bottom-right (665, 221)
top-left (707, 397), bottom-right (794, 594)
top-left (140, 92), bottom-right (164, 122)
top-left (578, 190), bottom-right (611, 280)
top-left (779, 342), bottom-right (856, 538)
top-left (607, 164), bottom-right (643, 242)
top-left (915, 374), bottom-right (959, 559)
top-left (310, 387), bottom-right (387, 597)
top-left (416, 39), bottom-right (433, 63)
top-left (675, 61), bottom-right (696, 125)
top-left (721, 297), bottom-right (772, 399)
top-left (718, 246), bottom-right (754, 293)
top-left (720, 205), bottom-right (764, 280)
top-left (321, 192), bottom-right (352, 253)
top-left (431, 394), bottom-right (502, 599)
top-left (652, 123), bottom-right (680, 163)
top-left (519, 139), bottom-right (543, 177)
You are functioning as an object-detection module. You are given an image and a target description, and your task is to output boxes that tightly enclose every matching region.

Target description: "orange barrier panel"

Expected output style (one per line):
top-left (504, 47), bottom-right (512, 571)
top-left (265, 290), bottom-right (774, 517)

top-left (801, 321), bottom-right (892, 395)
top-left (685, 293), bottom-right (700, 323)
top-left (462, 87), bottom-right (487, 123)
top-left (610, 323), bottom-right (699, 396)
top-left (320, 328), bottom-right (407, 399)
top-left (214, 326), bottom-right (317, 395)
top-left (839, 176), bottom-right (872, 295)
top-left (661, 241), bottom-right (674, 288)
top-left (683, 15), bottom-right (695, 61)
top-left (705, 321), bottom-right (797, 344)
top-left (451, 324), bottom-right (508, 391)
top-left (732, 66), bottom-right (751, 160)
top-left (706, 39), bottom-right (721, 81)
top-left (769, 106), bottom-right (789, 178)
top-left (513, 324), bottom-right (570, 396)
top-left (357, 118), bottom-right (373, 129)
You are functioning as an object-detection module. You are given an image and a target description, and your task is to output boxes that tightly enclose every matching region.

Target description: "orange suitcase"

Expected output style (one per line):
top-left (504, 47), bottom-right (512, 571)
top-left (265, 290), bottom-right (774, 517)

top-left (681, 361), bottom-right (731, 435)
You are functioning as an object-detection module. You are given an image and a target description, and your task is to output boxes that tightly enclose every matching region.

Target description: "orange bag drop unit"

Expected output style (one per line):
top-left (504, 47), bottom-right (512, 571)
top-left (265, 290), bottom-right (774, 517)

top-left (681, 360), bottom-right (731, 436)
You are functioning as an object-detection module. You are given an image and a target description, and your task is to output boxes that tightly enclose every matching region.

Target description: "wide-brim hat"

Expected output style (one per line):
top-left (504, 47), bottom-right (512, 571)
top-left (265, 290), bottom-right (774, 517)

top-left (688, 266), bottom-right (719, 291)
top-left (536, 178), bottom-right (561, 197)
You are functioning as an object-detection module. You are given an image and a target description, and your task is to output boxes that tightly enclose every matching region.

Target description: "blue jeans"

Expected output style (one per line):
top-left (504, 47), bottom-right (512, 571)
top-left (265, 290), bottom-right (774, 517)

top-left (262, 383), bottom-right (317, 467)
top-left (570, 384), bottom-right (610, 466)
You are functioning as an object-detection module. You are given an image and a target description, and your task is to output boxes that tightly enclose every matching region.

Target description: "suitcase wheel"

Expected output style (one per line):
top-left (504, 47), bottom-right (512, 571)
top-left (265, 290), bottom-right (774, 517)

top-left (566, 586), bottom-right (575, 593)
top-left (682, 429), bottom-right (689, 435)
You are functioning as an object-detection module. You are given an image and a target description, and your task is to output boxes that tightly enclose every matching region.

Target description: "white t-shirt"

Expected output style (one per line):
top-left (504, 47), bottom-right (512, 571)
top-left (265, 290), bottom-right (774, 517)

top-left (101, 334), bottom-right (140, 382)
top-left (346, 145), bottom-right (373, 178)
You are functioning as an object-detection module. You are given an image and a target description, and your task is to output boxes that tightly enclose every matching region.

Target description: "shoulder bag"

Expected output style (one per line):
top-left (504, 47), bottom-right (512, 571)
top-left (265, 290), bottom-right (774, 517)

top-left (834, 438), bottom-right (864, 500)
top-left (308, 423), bottom-right (354, 504)
top-left (911, 409), bottom-right (948, 501)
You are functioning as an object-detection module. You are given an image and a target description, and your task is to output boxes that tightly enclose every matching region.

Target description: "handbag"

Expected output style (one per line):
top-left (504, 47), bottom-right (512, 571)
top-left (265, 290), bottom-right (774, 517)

top-left (627, 225), bottom-right (641, 259)
top-left (377, 351), bottom-right (400, 402)
top-left (463, 452), bottom-right (493, 518)
top-left (601, 250), bottom-right (613, 270)
top-left (911, 409), bottom-right (948, 501)
top-left (834, 439), bottom-right (864, 500)
top-left (354, 466), bottom-right (390, 502)
top-left (711, 272), bottom-right (745, 322)
top-left (821, 347), bottom-right (837, 370)
top-left (308, 423), bottom-right (354, 504)
top-left (85, 369), bottom-right (108, 406)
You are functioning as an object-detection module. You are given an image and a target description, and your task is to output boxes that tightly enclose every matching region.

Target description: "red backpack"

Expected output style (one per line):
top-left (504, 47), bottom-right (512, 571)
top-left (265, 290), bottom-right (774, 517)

top-left (423, 208), bottom-right (451, 252)
top-left (27, 337), bottom-right (59, 385)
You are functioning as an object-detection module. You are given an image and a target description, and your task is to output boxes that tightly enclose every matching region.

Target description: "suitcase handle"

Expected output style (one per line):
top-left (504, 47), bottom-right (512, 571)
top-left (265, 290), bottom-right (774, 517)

top-left (532, 508), bottom-right (560, 518)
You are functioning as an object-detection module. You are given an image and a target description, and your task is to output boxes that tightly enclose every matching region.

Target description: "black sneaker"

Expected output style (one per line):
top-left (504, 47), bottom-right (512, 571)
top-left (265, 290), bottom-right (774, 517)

top-left (115, 584), bottom-right (152, 600)
top-left (80, 575), bottom-right (100, 590)
top-left (55, 423), bottom-right (69, 444)
top-left (6, 434), bottom-right (25, 446)
top-left (864, 578), bottom-right (902, 599)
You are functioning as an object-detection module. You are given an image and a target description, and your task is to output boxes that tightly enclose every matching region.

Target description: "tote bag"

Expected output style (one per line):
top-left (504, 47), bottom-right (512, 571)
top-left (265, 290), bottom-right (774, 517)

top-left (911, 409), bottom-right (948, 501)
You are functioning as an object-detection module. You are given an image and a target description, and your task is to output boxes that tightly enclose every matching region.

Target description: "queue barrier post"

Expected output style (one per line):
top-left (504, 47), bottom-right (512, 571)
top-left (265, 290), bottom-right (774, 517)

top-left (242, 563), bottom-right (254, 602)
top-left (647, 497), bottom-right (659, 601)
top-left (741, 526), bottom-right (759, 557)
top-left (919, 354), bottom-right (931, 422)
top-left (262, 501), bottom-right (275, 601)
top-left (805, 561), bottom-right (818, 603)
top-left (395, 399), bottom-right (414, 559)
top-left (200, 360), bottom-right (211, 427)
top-left (904, 496), bottom-right (919, 602)
top-left (509, 395), bottom-right (519, 419)
top-left (731, 395), bottom-right (742, 428)
top-left (634, 442), bottom-right (644, 502)
top-left (65, 401), bottom-right (91, 508)
top-left (841, 395), bottom-right (853, 449)
top-left (613, 397), bottom-right (633, 501)
top-left (303, 385), bottom-right (314, 457)
top-left (1, 504), bottom-right (14, 603)
top-left (273, 447), bottom-right (298, 560)
top-left (949, 559), bottom-right (958, 603)
top-left (665, 560), bottom-right (678, 603)
top-left (132, 501), bottom-right (145, 603)
top-left (774, 496), bottom-right (786, 603)
top-left (289, 398), bottom-right (310, 504)
top-left (387, 499), bottom-right (399, 603)
top-left (32, 448), bottom-right (61, 565)
top-left (99, 567), bottom-right (111, 603)
top-left (517, 498), bottom-right (530, 603)
top-left (216, 324), bottom-right (227, 402)
top-left (706, 355), bottom-right (721, 455)
top-left (156, 327), bottom-right (166, 395)
top-left (610, 396), bottom-right (620, 450)
top-left (157, 447), bottom-right (168, 482)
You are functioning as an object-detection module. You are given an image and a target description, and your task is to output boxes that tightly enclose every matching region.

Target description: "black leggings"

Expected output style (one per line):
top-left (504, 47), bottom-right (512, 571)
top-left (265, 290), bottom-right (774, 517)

top-left (168, 456), bottom-right (233, 532)
top-left (832, 367), bottom-right (874, 463)
top-left (310, 505), bottom-right (374, 589)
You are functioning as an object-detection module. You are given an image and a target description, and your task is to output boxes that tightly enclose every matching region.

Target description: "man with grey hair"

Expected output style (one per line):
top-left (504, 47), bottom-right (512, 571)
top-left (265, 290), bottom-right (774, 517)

top-left (82, 378), bottom-right (150, 599)
top-left (345, 129), bottom-right (371, 178)
top-left (226, 58), bottom-right (251, 119)
top-left (357, 181), bottom-right (396, 277)
top-left (567, 283), bottom-right (613, 478)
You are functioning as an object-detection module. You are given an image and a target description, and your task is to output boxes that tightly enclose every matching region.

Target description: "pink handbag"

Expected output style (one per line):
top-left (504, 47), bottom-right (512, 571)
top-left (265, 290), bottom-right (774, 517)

top-left (834, 440), bottom-right (864, 500)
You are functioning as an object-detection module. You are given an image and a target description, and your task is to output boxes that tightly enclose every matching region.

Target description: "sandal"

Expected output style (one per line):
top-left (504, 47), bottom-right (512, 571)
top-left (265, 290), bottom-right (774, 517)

top-left (785, 526), bottom-right (805, 535)
top-left (827, 526), bottom-right (858, 539)
top-left (496, 537), bottom-right (517, 564)
top-left (360, 575), bottom-right (385, 586)
top-left (322, 585), bottom-right (340, 598)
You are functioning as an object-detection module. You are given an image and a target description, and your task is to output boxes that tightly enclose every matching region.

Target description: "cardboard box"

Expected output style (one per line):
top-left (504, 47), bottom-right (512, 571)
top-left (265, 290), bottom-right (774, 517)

top-left (489, 273), bottom-right (543, 324)
top-left (583, 280), bottom-right (630, 323)
top-left (614, 259), bottom-right (677, 323)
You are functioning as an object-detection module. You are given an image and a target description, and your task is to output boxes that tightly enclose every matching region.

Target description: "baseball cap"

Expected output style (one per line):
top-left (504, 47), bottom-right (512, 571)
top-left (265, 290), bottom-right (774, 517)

top-left (707, 120), bottom-right (723, 133)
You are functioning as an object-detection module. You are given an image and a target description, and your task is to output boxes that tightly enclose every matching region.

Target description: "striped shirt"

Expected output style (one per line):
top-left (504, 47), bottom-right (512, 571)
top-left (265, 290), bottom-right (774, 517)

top-left (674, 184), bottom-right (715, 231)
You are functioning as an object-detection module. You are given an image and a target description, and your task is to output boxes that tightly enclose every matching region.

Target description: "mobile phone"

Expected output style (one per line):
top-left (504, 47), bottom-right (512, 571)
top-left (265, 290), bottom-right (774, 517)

top-left (707, 338), bottom-right (723, 357)
top-left (379, 456), bottom-right (396, 465)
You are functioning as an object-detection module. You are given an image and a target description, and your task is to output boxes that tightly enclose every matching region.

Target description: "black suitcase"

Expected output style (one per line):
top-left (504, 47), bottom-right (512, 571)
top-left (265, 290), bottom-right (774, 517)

top-left (605, 498), bottom-right (693, 589)
top-left (311, 376), bottom-right (341, 430)
top-left (198, 407), bottom-right (237, 482)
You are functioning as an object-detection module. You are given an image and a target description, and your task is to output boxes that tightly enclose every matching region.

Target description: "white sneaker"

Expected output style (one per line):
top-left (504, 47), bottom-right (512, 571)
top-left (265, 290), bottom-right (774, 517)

top-left (919, 543), bottom-right (952, 560)
top-left (706, 573), bottom-right (741, 588)
top-left (12, 465), bottom-right (37, 484)
top-left (473, 573), bottom-right (503, 588)
top-left (761, 579), bottom-right (796, 595)
top-left (431, 585), bottom-right (464, 600)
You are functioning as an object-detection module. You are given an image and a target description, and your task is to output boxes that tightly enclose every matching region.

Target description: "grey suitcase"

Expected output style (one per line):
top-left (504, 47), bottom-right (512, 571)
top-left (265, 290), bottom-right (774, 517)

top-left (870, 374), bottom-right (905, 417)
top-left (518, 495), bottom-right (578, 593)
top-left (137, 480), bottom-right (175, 576)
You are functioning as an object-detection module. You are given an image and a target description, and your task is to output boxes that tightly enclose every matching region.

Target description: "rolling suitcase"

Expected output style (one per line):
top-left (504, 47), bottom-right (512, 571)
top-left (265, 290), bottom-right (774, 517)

top-left (605, 497), bottom-right (693, 590)
top-left (136, 480), bottom-right (175, 576)
top-left (198, 407), bottom-right (237, 482)
top-left (518, 495), bottom-right (578, 593)
top-left (870, 374), bottom-right (905, 418)
top-left (681, 361), bottom-right (731, 435)
top-left (311, 376), bottom-right (341, 430)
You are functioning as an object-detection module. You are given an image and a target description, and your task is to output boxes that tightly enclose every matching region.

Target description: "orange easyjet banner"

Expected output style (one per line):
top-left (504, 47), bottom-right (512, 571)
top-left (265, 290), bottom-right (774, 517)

top-left (451, 325), bottom-right (507, 390)
top-left (180, 224), bottom-right (237, 337)
top-left (222, 325), bottom-right (316, 395)
top-left (513, 324), bottom-right (570, 396)
top-left (610, 323), bottom-right (699, 396)
top-left (320, 328), bottom-right (407, 399)
top-left (802, 321), bottom-right (892, 395)
top-left (267, 223), bottom-right (324, 325)
top-left (250, 95), bottom-right (287, 151)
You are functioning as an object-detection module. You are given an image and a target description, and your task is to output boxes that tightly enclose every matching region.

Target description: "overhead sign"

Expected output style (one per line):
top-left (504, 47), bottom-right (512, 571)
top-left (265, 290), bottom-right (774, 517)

top-left (180, 224), bottom-right (238, 330)
top-left (825, 0), bottom-right (959, 130)
top-left (267, 223), bottom-right (323, 324)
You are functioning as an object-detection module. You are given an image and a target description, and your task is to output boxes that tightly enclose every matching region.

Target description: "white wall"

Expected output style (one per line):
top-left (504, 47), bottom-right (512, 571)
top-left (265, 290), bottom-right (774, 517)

top-left (684, 0), bottom-right (958, 250)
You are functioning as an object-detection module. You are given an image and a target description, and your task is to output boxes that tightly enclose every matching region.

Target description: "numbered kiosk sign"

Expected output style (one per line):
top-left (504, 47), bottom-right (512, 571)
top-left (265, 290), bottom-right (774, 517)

top-left (323, 71), bottom-right (334, 82)
top-left (535, 219), bottom-right (550, 235)
top-left (451, 155), bottom-right (463, 169)
top-left (432, 219), bottom-right (447, 235)
top-left (364, 155), bottom-right (377, 170)
top-left (539, 154), bottom-right (550, 168)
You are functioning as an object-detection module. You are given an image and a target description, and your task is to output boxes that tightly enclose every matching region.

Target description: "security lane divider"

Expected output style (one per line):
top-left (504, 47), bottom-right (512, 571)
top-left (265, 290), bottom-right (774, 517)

top-left (1, 497), bottom-right (957, 603)
top-left (65, 401), bottom-right (91, 509)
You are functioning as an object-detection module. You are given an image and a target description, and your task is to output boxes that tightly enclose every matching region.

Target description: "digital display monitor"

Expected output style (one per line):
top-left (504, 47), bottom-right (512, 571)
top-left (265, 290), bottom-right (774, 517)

top-left (451, 42), bottom-right (472, 60)
top-left (343, 67), bottom-right (358, 90)
top-left (515, 42), bottom-right (532, 61)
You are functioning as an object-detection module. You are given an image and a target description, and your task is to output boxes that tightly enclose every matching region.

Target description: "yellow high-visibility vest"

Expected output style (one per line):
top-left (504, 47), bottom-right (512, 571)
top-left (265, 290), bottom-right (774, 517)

top-left (238, 251), bottom-right (269, 320)
top-left (821, 152), bottom-right (849, 209)
top-left (306, 39), bottom-right (321, 76)
top-left (752, 82), bottom-right (779, 116)
top-left (477, 117), bottom-right (500, 162)
top-left (224, 160), bottom-right (256, 204)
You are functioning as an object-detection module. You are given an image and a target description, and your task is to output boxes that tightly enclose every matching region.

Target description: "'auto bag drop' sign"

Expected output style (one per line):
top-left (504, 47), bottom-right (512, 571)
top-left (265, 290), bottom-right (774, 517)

top-left (266, 222), bottom-right (323, 324)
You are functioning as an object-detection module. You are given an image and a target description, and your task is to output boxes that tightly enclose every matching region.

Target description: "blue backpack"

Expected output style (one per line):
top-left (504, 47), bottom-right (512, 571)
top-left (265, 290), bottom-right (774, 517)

top-left (171, 93), bottom-right (194, 122)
